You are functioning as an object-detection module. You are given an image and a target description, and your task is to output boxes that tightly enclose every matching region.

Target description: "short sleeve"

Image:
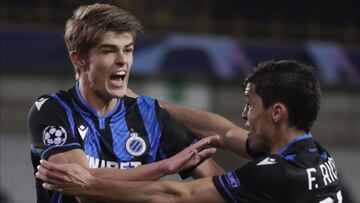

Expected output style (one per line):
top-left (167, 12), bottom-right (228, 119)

top-left (212, 156), bottom-right (285, 203)
top-left (28, 95), bottom-right (82, 160)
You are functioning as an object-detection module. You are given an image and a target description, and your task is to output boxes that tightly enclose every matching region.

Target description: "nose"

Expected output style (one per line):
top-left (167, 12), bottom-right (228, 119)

top-left (241, 106), bottom-right (248, 121)
top-left (115, 51), bottom-right (125, 67)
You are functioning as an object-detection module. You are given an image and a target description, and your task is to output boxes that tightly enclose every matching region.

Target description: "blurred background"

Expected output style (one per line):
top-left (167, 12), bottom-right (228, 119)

top-left (1, 0), bottom-right (359, 202)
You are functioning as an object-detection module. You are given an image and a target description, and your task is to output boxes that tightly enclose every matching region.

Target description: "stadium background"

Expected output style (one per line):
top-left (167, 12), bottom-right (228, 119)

top-left (1, 0), bottom-right (359, 202)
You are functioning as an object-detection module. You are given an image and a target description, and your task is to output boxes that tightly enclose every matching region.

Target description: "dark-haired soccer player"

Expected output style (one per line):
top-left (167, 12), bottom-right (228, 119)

top-left (38, 60), bottom-right (342, 202)
top-left (28, 3), bottom-right (223, 203)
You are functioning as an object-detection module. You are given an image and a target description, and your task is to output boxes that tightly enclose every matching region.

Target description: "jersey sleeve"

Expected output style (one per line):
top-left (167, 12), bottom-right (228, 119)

top-left (212, 155), bottom-right (285, 203)
top-left (28, 95), bottom-right (82, 160)
top-left (155, 100), bottom-right (199, 178)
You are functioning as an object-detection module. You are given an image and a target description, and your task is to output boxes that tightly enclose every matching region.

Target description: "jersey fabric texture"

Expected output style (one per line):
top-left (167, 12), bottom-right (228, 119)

top-left (29, 84), bottom-right (197, 203)
top-left (213, 134), bottom-right (342, 203)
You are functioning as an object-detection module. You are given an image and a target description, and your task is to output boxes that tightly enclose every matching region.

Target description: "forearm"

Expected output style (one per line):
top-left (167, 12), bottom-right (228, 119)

top-left (87, 178), bottom-right (179, 203)
top-left (160, 101), bottom-right (238, 138)
top-left (86, 177), bottom-right (223, 203)
top-left (90, 159), bottom-right (169, 181)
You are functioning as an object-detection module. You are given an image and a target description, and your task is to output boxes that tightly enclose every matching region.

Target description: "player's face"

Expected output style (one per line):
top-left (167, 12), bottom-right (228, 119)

top-left (84, 31), bottom-right (134, 99)
top-left (242, 83), bottom-right (274, 153)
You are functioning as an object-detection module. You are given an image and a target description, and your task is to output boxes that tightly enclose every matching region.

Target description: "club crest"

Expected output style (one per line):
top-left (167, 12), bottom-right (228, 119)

top-left (125, 129), bottom-right (146, 156)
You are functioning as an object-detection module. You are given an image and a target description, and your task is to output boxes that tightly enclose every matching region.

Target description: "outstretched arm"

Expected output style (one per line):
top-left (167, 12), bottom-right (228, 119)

top-left (160, 102), bottom-right (250, 158)
top-left (90, 136), bottom-right (218, 180)
top-left (127, 88), bottom-right (250, 159)
top-left (37, 160), bottom-right (226, 203)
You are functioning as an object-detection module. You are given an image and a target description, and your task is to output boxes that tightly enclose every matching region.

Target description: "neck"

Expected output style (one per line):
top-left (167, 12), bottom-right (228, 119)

top-left (270, 127), bottom-right (307, 154)
top-left (78, 79), bottom-right (118, 117)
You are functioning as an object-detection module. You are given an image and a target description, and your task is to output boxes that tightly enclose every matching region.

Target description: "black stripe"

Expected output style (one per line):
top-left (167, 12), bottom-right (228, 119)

top-left (123, 97), bottom-right (150, 162)
top-left (99, 118), bottom-right (117, 162)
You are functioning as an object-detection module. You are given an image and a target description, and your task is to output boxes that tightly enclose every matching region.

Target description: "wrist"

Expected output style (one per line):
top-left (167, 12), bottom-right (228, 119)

top-left (157, 158), bottom-right (172, 176)
top-left (85, 175), bottom-right (102, 197)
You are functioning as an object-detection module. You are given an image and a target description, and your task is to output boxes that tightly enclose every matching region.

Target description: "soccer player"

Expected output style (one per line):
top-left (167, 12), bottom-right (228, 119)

top-left (37, 60), bottom-right (343, 202)
top-left (28, 3), bottom-right (223, 203)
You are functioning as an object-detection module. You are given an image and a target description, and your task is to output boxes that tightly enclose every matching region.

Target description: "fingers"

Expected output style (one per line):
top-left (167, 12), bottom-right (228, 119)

top-left (36, 160), bottom-right (73, 184)
top-left (36, 165), bottom-right (72, 184)
top-left (186, 135), bottom-right (220, 154)
top-left (42, 182), bottom-right (63, 192)
top-left (188, 137), bottom-right (212, 151)
top-left (197, 148), bottom-right (216, 160)
top-left (40, 160), bottom-right (68, 173)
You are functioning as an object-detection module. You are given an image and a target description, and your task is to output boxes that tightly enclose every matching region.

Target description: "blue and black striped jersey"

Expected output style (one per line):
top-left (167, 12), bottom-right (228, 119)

top-left (213, 134), bottom-right (342, 203)
top-left (29, 83), bottom-right (197, 203)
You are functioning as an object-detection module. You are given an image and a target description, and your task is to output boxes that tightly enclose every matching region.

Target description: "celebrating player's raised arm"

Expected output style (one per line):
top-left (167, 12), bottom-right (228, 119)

top-left (159, 102), bottom-right (250, 158)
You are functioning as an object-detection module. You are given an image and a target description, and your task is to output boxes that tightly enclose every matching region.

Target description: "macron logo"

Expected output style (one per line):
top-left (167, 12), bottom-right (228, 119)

top-left (78, 125), bottom-right (88, 140)
top-left (257, 157), bottom-right (277, 166)
top-left (35, 98), bottom-right (49, 111)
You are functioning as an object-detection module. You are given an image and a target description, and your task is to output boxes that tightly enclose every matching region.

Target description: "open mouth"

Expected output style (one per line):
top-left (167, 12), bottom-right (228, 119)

top-left (110, 70), bottom-right (126, 81)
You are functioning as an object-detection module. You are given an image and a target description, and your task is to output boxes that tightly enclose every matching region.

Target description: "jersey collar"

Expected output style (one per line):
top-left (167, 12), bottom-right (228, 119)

top-left (71, 82), bottom-right (122, 119)
top-left (277, 133), bottom-right (313, 156)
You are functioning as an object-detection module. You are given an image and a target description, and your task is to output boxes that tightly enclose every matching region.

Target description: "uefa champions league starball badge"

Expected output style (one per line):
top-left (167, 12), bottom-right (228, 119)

top-left (42, 126), bottom-right (67, 146)
top-left (126, 129), bottom-right (146, 156)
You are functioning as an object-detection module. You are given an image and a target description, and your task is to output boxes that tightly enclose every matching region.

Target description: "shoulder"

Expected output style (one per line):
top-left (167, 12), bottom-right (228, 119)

top-left (239, 155), bottom-right (286, 178)
top-left (28, 91), bottom-right (73, 123)
top-left (235, 155), bottom-right (287, 192)
top-left (212, 156), bottom-right (287, 203)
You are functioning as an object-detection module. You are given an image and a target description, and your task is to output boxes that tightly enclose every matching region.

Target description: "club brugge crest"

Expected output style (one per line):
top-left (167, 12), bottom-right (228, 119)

top-left (126, 129), bottom-right (146, 156)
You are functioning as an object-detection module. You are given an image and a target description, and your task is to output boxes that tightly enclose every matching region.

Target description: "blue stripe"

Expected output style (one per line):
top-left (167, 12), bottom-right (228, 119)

top-left (41, 143), bottom-right (81, 159)
top-left (49, 94), bottom-right (75, 136)
top-left (137, 96), bottom-right (161, 163)
top-left (30, 145), bottom-right (41, 156)
top-left (309, 147), bottom-right (317, 153)
top-left (75, 83), bottom-right (121, 129)
top-left (321, 151), bottom-right (328, 160)
top-left (277, 133), bottom-right (312, 156)
top-left (71, 100), bottom-right (102, 158)
top-left (284, 154), bottom-right (297, 161)
top-left (57, 193), bottom-right (63, 203)
top-left (110, 101), bottom-right (133, 161)
top-left (218, 176), bottom-right (238, 203)
top-left (50, 191), bottom-right (62, 203)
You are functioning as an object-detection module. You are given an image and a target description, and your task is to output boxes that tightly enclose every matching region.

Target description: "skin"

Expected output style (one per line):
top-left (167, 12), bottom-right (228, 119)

top-left (36, 82), bottom-right (309, 202)
top-left (72, 31), bottom-right (134, 116)
top-left (36, 83), bottom-right (310, 203)
top-left (41, 31), bottom-right (224, 203)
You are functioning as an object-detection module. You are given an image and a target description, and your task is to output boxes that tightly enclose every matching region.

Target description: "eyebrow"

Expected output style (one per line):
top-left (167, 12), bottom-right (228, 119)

top-left (98, 42), bottom-right (134, 49)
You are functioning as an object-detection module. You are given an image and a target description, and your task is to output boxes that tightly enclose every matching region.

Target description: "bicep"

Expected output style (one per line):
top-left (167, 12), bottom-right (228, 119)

top-left (47, 148), bottom-right (89, 169)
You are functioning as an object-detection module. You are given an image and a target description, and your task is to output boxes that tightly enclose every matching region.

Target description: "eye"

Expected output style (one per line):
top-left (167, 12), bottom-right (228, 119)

top-left (101, 49), bottom-right (114, 54)
top-left (124, 47), bottom-right (133, 53)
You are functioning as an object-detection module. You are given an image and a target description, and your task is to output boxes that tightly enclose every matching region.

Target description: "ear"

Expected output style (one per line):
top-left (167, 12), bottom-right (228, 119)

top-left (272, 103), bottom-right (288, 123)
top-left (69, 51), bottom-right (86, 68)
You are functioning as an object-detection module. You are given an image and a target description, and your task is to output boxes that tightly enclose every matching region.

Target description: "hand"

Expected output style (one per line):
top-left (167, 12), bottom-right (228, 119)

top-left (36, 160), bottom-right (94, 197)
top-left (163, 135), bottom-right (219, 175)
